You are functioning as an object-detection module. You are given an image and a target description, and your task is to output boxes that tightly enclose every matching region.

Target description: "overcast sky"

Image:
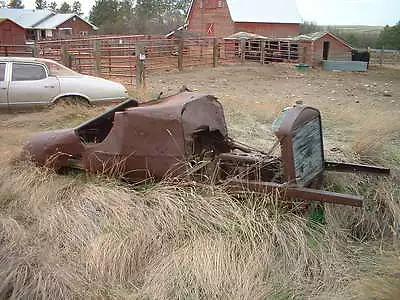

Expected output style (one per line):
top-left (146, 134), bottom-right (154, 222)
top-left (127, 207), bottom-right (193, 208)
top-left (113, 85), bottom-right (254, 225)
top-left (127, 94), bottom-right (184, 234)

top-left (21, 0), bottom-right (399, 26)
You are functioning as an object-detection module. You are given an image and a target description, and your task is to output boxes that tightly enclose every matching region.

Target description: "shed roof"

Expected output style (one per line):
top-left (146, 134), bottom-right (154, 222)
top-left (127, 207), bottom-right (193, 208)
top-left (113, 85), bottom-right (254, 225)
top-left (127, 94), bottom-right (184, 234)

top-left (288, 31), bottom-right (353, 48)
top-left (224, 31), bottom-right (271, 40)
top-left (187, 0), bottom-right (302, 24)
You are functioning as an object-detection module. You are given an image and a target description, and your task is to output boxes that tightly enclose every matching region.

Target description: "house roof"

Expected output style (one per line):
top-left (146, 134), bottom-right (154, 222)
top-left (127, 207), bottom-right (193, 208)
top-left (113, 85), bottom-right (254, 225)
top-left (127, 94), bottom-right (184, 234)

top-left (288, 31), bottom-right (353, 48)
top-left (35, 14), bottom-right (98, 30)
top-left (0, 8), bottom-right (51, 28)
top-left (187, 0), bottom-right (302, 24)
top-left (0, 17), bottom-right (25, 28)
top-left (0, 8), bottom-right (97, 30)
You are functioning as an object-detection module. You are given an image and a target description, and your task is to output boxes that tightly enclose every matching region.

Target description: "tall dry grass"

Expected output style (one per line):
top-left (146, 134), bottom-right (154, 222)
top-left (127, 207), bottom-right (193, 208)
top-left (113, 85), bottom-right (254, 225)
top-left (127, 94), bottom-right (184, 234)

top-left (0, 161), bottom-right (361, 299)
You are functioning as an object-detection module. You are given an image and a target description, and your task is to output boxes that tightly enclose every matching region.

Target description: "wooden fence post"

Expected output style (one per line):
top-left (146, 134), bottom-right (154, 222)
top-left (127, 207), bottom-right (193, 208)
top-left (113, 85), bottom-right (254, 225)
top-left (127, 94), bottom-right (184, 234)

top-left (212, 37), bottom-right (219, 67)
top-left (380, 46), bottom-right (384, 67)
top-left (240, 39), bottom-right (246, 64)
top-left (61, 44), bottom-right (72, 68)
top-left (178, 38), bottom-right (184, 71)
top-left (136, 43), bottom-right (146, 88)
top-left (31, 43), bottom-right (38, 57)
top-left (260, 40), bottom-right (266, 64)
top-left (93, 40), bottom-right (102, 76)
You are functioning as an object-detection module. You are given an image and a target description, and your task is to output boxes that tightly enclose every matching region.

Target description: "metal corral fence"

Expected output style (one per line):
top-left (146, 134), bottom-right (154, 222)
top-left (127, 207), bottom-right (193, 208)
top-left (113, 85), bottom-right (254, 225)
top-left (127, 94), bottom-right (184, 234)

top-left (0, 35), bottom-right (300, 86)
top-left (369, 48), bottom-right (400, 66)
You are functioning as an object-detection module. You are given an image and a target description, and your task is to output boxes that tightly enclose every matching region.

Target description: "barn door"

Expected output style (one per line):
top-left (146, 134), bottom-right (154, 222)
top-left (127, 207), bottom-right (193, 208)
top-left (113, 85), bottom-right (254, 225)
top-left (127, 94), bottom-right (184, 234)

top-left (323, 41), bottom-right (330, 60)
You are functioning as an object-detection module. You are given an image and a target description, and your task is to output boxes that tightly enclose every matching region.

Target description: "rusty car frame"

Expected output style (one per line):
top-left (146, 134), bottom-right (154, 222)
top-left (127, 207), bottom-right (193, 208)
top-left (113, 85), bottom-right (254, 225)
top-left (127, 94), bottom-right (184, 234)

top-left (21, 91), bottom-right (390, 207)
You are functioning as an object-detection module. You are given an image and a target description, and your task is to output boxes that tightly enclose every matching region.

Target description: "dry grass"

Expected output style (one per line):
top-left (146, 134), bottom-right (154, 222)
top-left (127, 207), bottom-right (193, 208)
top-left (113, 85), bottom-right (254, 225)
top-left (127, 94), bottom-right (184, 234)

top-left (0, 162), bottom-right (354, 299)
top-left (0, 65), bottom-right (399, 299)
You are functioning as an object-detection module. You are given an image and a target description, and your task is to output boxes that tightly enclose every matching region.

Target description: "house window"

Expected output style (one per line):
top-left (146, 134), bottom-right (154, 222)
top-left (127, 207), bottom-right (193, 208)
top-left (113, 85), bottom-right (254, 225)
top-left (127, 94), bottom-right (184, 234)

top-left (46, 29), bottom-right (53, 38)
top-left (80, 31), bottom-right (88, 36)
top-left (12, 64), bottom-right (47, 81)
top-left (217, 0), bottom-right (223, 7)
top-left (200, 0), bottom-right (203, 8)
top-left (59, 28), bottom-right (72, 36)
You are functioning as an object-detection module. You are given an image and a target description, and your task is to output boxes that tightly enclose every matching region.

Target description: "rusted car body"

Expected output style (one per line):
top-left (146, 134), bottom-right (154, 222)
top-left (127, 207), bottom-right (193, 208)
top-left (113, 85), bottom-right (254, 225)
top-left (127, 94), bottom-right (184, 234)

top-left (22, 91), bottom-right (389, 207)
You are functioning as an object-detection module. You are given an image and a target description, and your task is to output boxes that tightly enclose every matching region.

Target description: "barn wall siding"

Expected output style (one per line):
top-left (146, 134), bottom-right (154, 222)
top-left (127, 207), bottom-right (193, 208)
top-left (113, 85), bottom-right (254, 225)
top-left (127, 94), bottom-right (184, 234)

top-left (0, 19), bottom-right (26, 44)
top-left (234, 22), bottom-right (300, 38)
top-left (187, 0), bottom-right (235, 37)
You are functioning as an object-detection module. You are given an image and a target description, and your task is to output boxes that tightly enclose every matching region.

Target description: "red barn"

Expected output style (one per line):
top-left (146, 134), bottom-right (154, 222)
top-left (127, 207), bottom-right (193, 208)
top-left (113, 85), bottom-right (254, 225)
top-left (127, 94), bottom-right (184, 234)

top-left (186, 0), bottom-right (302, 38)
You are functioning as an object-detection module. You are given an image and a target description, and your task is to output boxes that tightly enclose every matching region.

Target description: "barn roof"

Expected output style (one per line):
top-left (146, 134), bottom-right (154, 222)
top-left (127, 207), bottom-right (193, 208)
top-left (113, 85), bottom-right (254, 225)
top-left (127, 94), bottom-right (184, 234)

top-left (187, 0), bottom-right (302, 24)
top-left (0, 8), bottom-right (97, 30)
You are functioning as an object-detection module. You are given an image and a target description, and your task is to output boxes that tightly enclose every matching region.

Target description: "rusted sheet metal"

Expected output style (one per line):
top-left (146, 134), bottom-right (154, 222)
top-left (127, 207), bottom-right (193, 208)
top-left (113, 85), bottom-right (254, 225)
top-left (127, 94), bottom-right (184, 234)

top-left (228, 179), bottom-right (363, 207)
top-left (325, 161), bottom-right (390, 175)
top-left (21, 91), bottom-right (390, 208)
top-left (273, 105), bottom-right (324, 186)
top-left (22, 92), bottom-right (229, 181)
top-left (22, 129), bottom-right (84, 170)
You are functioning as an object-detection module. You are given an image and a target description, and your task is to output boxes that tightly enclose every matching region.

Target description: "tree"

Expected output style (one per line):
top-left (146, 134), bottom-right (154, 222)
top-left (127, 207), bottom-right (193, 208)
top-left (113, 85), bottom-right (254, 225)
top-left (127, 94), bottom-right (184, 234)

top-left (58, 1), bottom-right (71, 13)
top-left (72, 1), bottom-right (83, 16)
top-left (89, 0), bottom-right (120, 27)
top-left (0, 0), bottom-right (7, 7)
top-left (35, 0), bottom-right (46, 9)
top-left (300, 22), bottom-right (321, 34)
top-left (89, 0), bottom-right (190, 34)
top-left (8, 0), bottom-right (24, 8)
top-left (48, 1), bottom-right (57, 11)
top-left (377, 24), bottom-right (400, 49)
top-left (133, 0), bottom-right (190, 33)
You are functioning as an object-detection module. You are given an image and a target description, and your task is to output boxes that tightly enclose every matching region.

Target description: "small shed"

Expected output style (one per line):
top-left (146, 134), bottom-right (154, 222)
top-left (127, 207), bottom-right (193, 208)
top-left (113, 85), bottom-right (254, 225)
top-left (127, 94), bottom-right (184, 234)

top-left (0, 18), bottom-right (26, 45)
top-left (289, 32), bottom-right (353, 67)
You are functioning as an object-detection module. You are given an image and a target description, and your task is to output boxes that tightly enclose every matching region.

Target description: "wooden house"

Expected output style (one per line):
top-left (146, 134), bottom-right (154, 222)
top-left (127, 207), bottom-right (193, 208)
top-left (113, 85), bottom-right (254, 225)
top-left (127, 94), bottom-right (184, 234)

top-left (0, 8), bottom-right (97, 43)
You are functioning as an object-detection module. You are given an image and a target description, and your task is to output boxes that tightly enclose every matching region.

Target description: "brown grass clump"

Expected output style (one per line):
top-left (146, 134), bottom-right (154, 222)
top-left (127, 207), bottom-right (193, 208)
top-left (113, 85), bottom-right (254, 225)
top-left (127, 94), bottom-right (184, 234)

top-left (0, 162), bottom-right (355, 299)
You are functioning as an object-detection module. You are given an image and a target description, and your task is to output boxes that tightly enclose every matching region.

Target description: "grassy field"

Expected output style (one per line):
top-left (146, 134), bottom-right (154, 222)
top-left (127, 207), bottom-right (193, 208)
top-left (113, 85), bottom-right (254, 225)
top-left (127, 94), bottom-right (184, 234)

top-left (0, 64), bottom-right (399, 299)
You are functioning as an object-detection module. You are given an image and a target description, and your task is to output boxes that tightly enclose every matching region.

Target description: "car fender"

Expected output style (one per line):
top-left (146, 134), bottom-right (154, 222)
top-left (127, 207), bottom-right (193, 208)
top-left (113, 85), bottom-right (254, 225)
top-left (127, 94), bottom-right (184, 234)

top-left (52, 93), bottom-right (92, 104)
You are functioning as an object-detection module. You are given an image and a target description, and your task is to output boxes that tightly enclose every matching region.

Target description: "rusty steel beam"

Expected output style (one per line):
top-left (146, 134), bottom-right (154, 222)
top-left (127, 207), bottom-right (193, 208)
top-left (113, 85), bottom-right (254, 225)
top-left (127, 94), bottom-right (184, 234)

top-left (324, 161), bottom-right (390, 175)
top-left (227, 179), bottom-right (363, 207)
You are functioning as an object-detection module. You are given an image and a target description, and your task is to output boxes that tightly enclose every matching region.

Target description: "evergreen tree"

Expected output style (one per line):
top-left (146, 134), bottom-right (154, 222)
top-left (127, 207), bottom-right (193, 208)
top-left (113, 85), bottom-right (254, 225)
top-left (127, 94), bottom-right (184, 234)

top-left (72, 1), bottom-right (83, 16)
top-left (48, 1), bottom-right (57, 12)
top-left (58, 1), bottom-right (71, 13)
top-left (35, 0), bottom-right (47, 9)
